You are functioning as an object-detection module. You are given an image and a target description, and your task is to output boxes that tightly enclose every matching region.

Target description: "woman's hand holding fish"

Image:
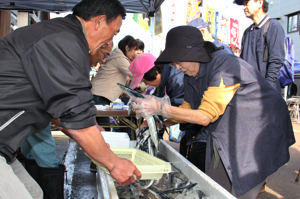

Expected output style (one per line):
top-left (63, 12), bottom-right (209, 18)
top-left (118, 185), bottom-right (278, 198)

top-left (132, 95), bottom-right (171, 118)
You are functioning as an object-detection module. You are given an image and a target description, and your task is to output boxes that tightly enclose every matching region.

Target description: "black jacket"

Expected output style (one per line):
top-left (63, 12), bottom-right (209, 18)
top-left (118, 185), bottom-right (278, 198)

top-left (0, 15), bottom-right (96, 163)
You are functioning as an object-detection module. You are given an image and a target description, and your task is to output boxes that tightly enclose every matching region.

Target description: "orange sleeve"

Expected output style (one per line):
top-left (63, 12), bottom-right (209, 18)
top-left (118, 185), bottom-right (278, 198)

top-left (199, 77), bottom-right (241, 123)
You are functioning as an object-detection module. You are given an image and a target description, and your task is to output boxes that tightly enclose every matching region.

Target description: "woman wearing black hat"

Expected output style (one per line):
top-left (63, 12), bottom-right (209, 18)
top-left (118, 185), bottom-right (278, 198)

top-left (133, 26), bottom-right (294, 199)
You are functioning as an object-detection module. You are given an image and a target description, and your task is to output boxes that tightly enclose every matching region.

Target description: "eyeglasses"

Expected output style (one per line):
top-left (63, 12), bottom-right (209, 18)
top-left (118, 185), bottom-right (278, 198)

top-left (99, 47), bottom-right (108, 60)
top-left (169, 61), bottom-right (181, 68)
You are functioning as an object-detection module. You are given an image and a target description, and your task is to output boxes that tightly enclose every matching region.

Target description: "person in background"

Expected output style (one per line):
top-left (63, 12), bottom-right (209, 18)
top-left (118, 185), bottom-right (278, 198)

top-left (129, 53), bottom-right (185, 144)
top-left (135, 38), bottom-right (145, 57)
top-left (187, 18), bottom-right (233, 55)
top-left (230, 46), bottom-right (241, 57)
top-left (90, 41), bottom-right (113, 68)
top-left (90, 42), bottom-right (113, 80)
top-left (127, 38), bottom-right (144, 63)
top-left (126, 38), bottom-right (147, 94)
top-left (132, 25), bottom-right (294, 199)
top-left (20, 124), bottom-right (62, 199)
top-left (90, 35), bottom-right (138, 171)
top-left (91, 35), bottom-right (137, 107)
top-left (0, 1), bottom-right (141, 198)
top-left (236, 0), bottom-right (285, 92)
top-left (290, 82), bottom-right (298, 97)
top-left (129, 53), bottom-right (184, 108)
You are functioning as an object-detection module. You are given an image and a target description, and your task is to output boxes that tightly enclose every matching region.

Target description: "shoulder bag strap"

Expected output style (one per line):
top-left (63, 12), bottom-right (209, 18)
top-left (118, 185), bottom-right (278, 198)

top-left (263, 19), bottom-right (272, 62)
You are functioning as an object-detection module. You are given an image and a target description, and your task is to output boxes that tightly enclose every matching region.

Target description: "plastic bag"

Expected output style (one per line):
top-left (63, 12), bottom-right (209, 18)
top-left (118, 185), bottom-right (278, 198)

top-left (169, 124), bottom-right (184, 143)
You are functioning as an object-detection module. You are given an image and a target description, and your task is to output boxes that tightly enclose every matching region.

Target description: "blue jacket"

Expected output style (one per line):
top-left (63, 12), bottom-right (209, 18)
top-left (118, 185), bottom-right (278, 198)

top-left (213, 39), bottom-right (233, 55)
top-left (184, 49), bottom-right (294, 196)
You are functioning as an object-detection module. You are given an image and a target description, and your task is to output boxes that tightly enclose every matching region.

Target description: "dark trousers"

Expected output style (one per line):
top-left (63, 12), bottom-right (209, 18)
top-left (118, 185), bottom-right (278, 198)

top-left (93, 95), bottom-right (111, 131)
top-left (179, 135), bottom-right (206, 172)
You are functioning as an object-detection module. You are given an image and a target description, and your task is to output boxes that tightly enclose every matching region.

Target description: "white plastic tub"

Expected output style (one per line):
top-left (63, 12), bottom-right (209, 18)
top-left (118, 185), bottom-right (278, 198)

top-left (101, 131), bottom-right (130, 148)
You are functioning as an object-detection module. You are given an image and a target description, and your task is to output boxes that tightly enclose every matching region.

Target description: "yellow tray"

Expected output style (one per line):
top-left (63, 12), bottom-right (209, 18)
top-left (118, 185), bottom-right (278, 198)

top-left (88, 148), bottom-right (172, 180)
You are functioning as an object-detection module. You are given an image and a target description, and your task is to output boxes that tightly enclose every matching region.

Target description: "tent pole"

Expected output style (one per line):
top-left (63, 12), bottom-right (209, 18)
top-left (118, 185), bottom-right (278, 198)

top-left (151, 16), bottom-right (155, 54)
top-left (138, 0), bottom-right (149, 15)
top-left (284, 86), bottom-right (288, 101)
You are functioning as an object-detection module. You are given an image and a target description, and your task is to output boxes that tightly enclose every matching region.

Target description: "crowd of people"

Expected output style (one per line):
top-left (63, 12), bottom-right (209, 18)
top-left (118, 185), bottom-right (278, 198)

top-left (0, 0), bottom-right (296, 199)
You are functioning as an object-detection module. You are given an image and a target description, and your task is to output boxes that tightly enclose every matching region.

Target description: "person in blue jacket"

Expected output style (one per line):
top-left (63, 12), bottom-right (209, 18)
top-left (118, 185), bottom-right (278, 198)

top-left (129, 53), bottom-right (185, 141)
top-left (187, 17), bottom-right (233, 55)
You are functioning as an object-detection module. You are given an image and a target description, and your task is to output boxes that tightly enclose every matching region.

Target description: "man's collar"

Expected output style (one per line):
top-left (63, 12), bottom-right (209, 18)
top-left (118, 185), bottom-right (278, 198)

top-left (251, 15), bottom-right (270, 30)
top-left (75, 16), bottom-right (88, 42)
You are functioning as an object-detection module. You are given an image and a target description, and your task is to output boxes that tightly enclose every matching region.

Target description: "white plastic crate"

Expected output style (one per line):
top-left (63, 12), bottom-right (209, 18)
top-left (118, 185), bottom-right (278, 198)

top-left (101, 131), bottom-right (130, 148)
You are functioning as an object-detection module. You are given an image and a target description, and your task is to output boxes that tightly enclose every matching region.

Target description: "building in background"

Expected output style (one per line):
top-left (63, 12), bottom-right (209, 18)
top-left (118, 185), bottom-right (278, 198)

top-left (267, 0), bottom-right (300, 95)
top-left (107, 0), bottom-right (253, 57)
top-left (0, 10), bottom-right (50, 37)
top-left (268, 0), bottom-right (300, 60)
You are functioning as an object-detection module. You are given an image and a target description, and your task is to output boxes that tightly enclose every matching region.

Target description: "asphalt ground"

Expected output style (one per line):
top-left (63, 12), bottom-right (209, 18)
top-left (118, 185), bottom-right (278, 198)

top-left (53, 133), bottom-right (97, 199)
top-left (255, 122), bottom-right (300, 199)
top-left (52, 120), bottom-right (300, 199)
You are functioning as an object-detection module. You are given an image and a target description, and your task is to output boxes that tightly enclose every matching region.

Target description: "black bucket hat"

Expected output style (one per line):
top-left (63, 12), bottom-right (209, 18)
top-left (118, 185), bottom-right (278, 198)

top-left (235, 0), bottom-right (244, 5)
top-left (155, 26), bottom-right (220, 65)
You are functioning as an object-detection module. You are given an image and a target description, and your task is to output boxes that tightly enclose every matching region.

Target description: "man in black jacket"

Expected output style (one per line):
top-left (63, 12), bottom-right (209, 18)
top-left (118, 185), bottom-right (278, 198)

top-left (0, 0), bottom-right (141, 198)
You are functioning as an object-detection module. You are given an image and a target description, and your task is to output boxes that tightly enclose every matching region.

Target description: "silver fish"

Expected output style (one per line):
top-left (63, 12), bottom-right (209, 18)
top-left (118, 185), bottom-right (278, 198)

top-left (117, 83), bottom-right (159, 153)
top-left (146, 116), bottom-right (159, 153)
top-left (117, 83), bottom-right (145, 99)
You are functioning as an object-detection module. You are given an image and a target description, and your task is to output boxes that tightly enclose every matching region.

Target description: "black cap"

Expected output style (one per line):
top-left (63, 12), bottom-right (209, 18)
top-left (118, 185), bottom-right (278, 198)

top-left (235, 0), bottom-right (244, 6)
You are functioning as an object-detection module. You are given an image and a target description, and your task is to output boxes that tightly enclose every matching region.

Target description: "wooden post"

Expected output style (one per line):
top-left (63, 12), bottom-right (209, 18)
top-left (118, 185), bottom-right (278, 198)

top-left (17, 12), bottom-right (29, 28)
top-left (0, 10), bottom-right (12, 38)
